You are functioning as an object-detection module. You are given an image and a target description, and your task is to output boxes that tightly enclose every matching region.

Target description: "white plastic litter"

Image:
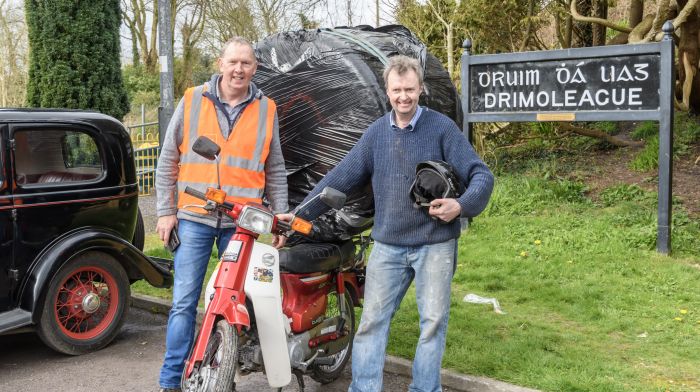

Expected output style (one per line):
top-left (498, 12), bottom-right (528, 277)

top-left (463, 293), bottom-right (506, 314)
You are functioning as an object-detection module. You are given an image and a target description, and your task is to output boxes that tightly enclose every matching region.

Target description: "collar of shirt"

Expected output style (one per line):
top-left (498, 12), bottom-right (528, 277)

top-left (214, 75), bottom-right (255, 114)
top-left (390, 106), bottom-right (423, 132)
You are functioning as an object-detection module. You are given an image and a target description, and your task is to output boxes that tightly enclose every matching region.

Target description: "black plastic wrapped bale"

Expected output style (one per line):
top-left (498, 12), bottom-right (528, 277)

top-left (254, 25), bottom-right (462, 243)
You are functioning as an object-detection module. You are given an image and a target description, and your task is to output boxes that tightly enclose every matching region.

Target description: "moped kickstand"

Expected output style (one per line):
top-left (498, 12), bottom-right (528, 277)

top-left (293, 369), bottom-right (305, 391)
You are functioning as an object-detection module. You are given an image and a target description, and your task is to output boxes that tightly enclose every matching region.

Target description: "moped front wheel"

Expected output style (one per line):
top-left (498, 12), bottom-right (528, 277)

top-left (182, 319), bottom-right (237, 392)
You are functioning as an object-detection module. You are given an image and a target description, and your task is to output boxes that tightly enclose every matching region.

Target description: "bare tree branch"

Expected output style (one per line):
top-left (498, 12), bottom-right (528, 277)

top-left (570, 0), bottom-right (632, 33)
top-left (558, 123), bottom-right (644, 147)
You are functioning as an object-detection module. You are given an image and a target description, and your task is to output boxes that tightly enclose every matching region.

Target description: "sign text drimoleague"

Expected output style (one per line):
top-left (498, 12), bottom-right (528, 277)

top-left (470, 55), bottom-right (660, 112)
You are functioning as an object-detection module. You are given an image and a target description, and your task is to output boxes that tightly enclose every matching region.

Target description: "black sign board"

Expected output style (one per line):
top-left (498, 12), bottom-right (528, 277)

top-left (461, 22), bottom-right (675, 254)
top-left (470, 55), bottom-right (660, 113)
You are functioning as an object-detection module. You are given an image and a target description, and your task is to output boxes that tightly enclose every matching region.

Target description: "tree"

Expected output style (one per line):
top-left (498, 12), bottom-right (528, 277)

top-left (0, 0), bottom-right (28, 107)
top-left (176, 0), bottom-right (206, 95)
top-left (121, 0), bottom-right (159, 73)
top-left (395, 0), bottom-right (537, 79)
top-left (203, 0), bottom-right (259, 56)
top-left (25, 0), bottom-right (130, 120)
top-left (569, 0), bottom-right (700, 112)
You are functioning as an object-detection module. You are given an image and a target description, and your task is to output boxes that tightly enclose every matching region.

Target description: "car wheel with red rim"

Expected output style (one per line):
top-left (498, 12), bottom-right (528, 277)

top-left (37, 251), bottom-right (130, 355)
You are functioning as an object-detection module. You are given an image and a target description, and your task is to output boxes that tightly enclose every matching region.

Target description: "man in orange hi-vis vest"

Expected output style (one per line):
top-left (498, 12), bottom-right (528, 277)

top-left (155, 37), bottom-right (289, 392)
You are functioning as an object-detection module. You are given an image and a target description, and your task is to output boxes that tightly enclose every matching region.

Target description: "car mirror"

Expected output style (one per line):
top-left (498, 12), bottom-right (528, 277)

top-left (319, 187), bottom-right (346, 210)
top-left (192, 136), bottom-right (221, 161)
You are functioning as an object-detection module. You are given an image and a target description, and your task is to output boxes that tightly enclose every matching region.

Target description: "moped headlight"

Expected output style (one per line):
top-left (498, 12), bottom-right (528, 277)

top-left (238, 206), bottom-right (274, 234)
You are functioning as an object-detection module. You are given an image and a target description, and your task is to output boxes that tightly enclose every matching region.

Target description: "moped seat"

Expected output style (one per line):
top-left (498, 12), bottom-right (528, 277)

top-left (279, 240), bottom-right (356, 274)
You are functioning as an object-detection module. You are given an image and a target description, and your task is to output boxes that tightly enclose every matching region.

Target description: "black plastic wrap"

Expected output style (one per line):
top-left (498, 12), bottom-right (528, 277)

top-left (254, 25), bottom-right (462, 243)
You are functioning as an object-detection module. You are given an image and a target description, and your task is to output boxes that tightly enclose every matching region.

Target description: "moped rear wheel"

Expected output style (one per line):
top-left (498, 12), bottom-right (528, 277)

top-left (310, 292), bottom-right (355, 384)
top-left (182, 319), bottom-right (237, 392)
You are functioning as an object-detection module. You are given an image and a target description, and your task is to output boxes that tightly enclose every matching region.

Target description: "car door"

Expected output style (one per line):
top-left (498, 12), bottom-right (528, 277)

top-left (10, 123), bottom-right (114, 286)
top-left (0, 124), bottom-right (14, 311)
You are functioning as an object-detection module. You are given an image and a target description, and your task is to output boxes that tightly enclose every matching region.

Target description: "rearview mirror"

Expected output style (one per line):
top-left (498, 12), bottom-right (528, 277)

top-left (192, 136), bottom-right (221, 161)
top-left (319, 187), bottom-right (346, 210)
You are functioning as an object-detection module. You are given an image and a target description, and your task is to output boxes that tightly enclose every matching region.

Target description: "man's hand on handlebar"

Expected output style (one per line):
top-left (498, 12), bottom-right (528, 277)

top-left (273, 213), bottom-right (293, 249)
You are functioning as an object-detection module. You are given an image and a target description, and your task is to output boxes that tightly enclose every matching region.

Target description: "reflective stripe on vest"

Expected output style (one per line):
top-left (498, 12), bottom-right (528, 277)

top-left (177, 85), bottom-right (276, 213)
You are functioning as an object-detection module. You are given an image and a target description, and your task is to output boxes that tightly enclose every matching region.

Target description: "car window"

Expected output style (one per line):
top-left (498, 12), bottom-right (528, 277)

top-left (15, 129), bottom-right (103, 186)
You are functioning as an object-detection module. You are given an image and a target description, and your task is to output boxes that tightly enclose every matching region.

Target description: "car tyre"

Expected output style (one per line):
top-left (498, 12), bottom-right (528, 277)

top-left (132, 207), bottom-right (145, 251)
top-left (37, 251), bottom-right (130, 355)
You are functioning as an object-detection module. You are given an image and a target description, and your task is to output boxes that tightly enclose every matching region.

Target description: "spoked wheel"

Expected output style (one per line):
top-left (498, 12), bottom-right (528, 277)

top-left (310, 292), bottom-right (355, 384)
top-left (37, 251), bottom-right (130, 355)
top-left (182, 319), bottom-right (238, 392)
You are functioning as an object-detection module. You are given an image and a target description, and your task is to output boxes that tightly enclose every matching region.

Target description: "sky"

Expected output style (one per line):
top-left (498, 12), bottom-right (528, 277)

top-left (119, 0), bottom-right (397, 62)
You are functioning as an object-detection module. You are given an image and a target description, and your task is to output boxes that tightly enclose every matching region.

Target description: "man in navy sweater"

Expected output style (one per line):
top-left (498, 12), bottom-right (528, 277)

top-left (291, 55), bottom-right (494, 392)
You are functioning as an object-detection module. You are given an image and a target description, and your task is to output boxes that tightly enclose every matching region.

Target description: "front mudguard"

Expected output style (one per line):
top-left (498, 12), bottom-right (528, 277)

top-left (202, 242), bottom-right (292, 388)
top-left (20, 227), bottom-right (173, 320)
top-left (244, 242), bottom-right (292, 388)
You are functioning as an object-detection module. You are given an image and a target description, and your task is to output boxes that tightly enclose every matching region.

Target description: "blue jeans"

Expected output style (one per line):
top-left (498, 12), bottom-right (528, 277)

top-left (159, 219), bottom-right (234, 389)
top-left (349, 239), bottom-right (456, 392)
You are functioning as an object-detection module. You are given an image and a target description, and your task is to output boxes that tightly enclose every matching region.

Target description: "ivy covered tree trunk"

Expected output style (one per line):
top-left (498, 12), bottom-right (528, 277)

top-left (25, 0), bottom-right (130, 120)
top-left (572, 0), bottom-right (593, 47)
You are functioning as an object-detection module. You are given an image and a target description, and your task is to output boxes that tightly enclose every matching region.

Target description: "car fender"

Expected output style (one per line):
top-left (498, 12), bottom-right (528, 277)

top-left (19, 227), bottom-right (173, 318)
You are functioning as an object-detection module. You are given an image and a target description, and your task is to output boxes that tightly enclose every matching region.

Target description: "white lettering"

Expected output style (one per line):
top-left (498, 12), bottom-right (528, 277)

top-left (518, 92), bottom-right (534, 107)
top-left (556, 67), bottom-right (570, 84)
top-left (551, 91), bottom-right (563, 107)
top-left (493, 72), bottom-right (505, 87)
top-left (618, 66), bottom-right (633, 82)
top-left (612, 88), bottom-right (626, 105)
top-left (484, 93), bottom-right (496, 108)
top-left (579, 90), bottom-right (595, 106)
top-left (536, 91), bottom-right (549, 106)
top-left (506, 71), bottom-right (519, 86)
top-left (628, 87), bottom-right (642, 105)
top-left (571, 67), bottom-right (587, 83)
top-left (595, 90), bottom-right (609, 105)
top-left (498, 92), bottom-right (511, 108)
top-left (634, 63), bottom-right (649, 81)
top-left (564, 90), bottom-right (577, 106)
top-left (478, 72), bottom-right (491, 88)
top-left (600, 65), bottom-right (613, 83)
top-left (525, 70), bottom-right (540, 85)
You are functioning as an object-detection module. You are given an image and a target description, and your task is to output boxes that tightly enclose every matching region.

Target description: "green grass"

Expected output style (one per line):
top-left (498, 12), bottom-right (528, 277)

top-left (387, 175), bottom-right (700, 392)
top-left (132, 174), bottom-right (700, 391)
top-left (630, 112), bottom-right (700, 171)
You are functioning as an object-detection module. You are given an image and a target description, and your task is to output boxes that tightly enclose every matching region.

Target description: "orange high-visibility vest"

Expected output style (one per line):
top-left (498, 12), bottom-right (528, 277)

top-left (177, 84), bottom-right (276, 214)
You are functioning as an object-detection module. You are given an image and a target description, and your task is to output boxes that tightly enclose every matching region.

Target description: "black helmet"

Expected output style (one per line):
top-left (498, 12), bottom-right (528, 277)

top-left (409, 160), bottom-right (466, 209)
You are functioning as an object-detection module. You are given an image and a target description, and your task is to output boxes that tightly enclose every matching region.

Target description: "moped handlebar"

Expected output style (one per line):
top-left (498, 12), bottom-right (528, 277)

top-left (275, 218), bottom-right (291, 233)
top-left (184, 186), bottom-right (206, 201)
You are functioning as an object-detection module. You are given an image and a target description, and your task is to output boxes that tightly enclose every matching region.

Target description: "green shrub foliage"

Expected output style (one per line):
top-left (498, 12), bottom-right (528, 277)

top-left (25, 0), bottom-right (129, 120)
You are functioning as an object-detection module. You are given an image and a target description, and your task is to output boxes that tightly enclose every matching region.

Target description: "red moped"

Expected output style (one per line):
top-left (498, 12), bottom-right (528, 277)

top-left (181, 136), bottom-right (369, 392)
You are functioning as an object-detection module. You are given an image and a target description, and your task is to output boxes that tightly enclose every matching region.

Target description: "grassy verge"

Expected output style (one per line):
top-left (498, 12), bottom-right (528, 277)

top-left (132, 174), bottom-right (700, 391)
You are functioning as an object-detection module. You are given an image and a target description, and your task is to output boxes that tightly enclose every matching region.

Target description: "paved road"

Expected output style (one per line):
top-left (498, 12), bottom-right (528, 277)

top-left (0, 306), bottom-right (415, 392)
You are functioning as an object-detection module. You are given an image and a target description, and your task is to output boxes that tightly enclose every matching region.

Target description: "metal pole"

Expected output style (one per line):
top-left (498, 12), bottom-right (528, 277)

top-left (141, 103), bottom-right (146, 139)
top-left (158, 0), bottom-right (175, 149)
top-left (376, 0), bottom-right (379, 27)
top-left (461, 39), bottom-right (473, 229)
top-left (657, 21), bottom-right (675, 254)
top-left (461, 39), bottom-right (473, 145)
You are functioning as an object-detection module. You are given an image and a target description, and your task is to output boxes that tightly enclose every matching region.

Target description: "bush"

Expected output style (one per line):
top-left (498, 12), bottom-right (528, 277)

top-left (122, 65), bottom-right (160, 107)
top-left (25, 1), bottom-right (129, 120)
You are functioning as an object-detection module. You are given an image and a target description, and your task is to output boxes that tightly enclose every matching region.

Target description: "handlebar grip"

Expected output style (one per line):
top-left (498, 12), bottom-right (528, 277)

top-left (276, 219), bottom-right (291, 233)
top-left (184, 186), bottom-right (207, 201)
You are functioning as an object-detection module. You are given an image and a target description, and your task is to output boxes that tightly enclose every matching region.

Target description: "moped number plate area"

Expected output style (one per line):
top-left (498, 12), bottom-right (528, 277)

top-left (222, 240), bottom-right (243, 261)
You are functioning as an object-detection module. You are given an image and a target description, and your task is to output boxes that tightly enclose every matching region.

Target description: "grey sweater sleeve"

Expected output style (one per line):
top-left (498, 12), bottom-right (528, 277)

top-left (264, 112), bottom-right (289, 214)
top-left (155, 98), bottom-right (185, 217)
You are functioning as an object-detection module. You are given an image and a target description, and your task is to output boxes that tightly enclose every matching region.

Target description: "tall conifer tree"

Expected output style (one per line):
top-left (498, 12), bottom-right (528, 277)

top-left (25, 0), bottom-right (129, 120)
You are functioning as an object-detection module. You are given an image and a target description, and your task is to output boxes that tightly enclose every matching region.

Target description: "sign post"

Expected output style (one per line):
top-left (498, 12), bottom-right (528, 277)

top-left (461, 22), bottom-right (675, 254)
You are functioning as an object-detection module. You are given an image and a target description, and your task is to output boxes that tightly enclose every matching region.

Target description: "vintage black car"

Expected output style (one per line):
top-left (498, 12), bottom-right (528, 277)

top-left (0, 109), bottom-right (172, 355)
